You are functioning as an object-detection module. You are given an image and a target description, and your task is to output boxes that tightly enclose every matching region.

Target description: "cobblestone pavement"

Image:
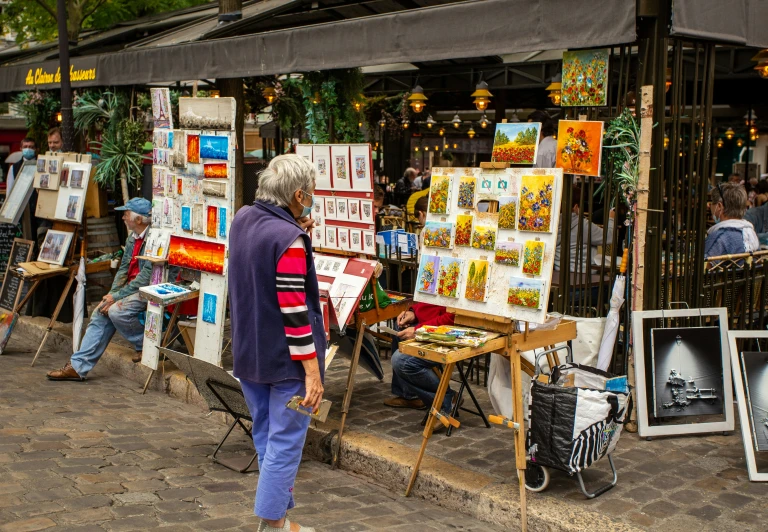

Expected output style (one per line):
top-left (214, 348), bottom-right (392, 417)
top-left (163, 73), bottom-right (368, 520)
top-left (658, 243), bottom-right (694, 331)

top-left (0, 335), bottom-right (502, 532)
top-left (321, 334), bottom-right (768, 531)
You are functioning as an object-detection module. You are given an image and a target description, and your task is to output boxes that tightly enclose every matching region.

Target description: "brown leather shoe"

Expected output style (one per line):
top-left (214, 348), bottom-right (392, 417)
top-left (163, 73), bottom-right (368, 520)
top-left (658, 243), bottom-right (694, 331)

top-left (132, 351), bottom-right (142, 363)
top-left (383, 396), bottom-right (425, 409)
top-left (46, 362), bottom-right (84, 381)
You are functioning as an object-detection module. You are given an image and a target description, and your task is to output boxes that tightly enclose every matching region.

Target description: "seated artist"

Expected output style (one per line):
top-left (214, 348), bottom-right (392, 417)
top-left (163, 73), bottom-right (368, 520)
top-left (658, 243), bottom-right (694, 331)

top-left (47, 198), bottom-right (154, 381)
top-left (384, 196), bottom-right (457, 415)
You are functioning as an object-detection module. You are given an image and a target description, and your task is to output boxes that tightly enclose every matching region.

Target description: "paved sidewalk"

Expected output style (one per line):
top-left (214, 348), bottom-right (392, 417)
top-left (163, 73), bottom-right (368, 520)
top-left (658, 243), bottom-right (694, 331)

top-left (0, 335), bottom-right (500, 532)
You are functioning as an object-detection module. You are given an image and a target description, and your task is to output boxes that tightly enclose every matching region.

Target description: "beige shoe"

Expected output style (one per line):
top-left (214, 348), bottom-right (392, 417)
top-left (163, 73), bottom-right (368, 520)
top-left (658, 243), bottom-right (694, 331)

top-left (46, 362), bottom-right (85, 381)
top-left (257, 519), bottom-right (315, 532)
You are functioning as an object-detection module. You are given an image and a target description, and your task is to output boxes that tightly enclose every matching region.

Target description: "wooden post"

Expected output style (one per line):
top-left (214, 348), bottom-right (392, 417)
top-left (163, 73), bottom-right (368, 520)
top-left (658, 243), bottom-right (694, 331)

top-left (627, 85), bottom-right (654, 432)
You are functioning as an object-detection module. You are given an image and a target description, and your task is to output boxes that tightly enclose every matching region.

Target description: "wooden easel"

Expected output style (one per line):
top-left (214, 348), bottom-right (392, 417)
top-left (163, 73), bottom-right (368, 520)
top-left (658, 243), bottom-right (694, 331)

top-left (399, 314), bottom-right (576, 532)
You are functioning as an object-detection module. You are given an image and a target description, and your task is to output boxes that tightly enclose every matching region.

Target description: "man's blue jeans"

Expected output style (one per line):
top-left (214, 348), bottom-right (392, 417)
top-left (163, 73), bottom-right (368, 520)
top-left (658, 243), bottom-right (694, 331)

top-left (71, 293), bottom-right (146, 377)
top-left (391, 351), bottom-right (454, 413)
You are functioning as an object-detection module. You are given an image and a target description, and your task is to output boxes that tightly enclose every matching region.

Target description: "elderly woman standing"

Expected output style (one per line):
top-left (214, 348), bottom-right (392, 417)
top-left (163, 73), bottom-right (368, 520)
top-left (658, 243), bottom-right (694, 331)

top-left (229, 155), bottom-right (325, 532)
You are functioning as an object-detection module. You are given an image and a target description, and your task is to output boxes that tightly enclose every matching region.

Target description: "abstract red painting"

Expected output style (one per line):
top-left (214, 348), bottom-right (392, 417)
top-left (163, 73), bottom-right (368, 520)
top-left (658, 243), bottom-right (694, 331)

top-left (168, 235), bottom-right (225, 275)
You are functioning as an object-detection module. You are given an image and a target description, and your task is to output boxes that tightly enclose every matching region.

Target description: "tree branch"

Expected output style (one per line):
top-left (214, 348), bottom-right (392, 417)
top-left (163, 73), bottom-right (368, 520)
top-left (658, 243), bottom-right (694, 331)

top-left (80, 0), bottom-right (108, 23)
top-left (30, 0), bottom-right (57, 22)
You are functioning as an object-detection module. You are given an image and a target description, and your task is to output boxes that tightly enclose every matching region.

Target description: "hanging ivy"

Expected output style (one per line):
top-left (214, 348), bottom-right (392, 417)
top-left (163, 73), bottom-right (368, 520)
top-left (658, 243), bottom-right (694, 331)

top-left (295, 69), bottom-right (366, 144)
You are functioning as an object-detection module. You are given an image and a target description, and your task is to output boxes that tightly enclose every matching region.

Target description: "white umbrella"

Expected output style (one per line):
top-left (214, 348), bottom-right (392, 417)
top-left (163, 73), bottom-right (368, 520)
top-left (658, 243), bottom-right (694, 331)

top-left (4, 151), bottom-right (22, 164)
top-left (72, 257), bottom-right (86, 352)
top-left (597, 274), bottom-right (626, 371)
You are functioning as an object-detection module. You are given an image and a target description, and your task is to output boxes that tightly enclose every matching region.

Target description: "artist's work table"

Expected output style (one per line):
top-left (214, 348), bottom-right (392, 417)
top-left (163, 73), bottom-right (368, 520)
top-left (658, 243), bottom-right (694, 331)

top-left (398, 316), bottom-right (576, 532)
top-left (331, 290), bottom-right (412, 468)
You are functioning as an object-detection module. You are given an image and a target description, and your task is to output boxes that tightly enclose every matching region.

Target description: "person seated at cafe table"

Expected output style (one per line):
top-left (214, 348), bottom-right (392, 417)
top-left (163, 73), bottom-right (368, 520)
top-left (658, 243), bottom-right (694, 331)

top-left (554, 185), bottom-right (615, 272)
top-left (47, 198), bottom-right (154, 381)
top-left (706, 182), bottom-right (759, 258)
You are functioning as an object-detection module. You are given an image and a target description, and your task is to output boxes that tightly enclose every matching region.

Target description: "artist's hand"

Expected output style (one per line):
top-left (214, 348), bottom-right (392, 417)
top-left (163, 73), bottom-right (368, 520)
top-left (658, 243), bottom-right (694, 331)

top-left (297, 217), bottom-right (315, 234)
top-left (397, 310), bottom-right (416, 327)
top-left (301, 358), bottom-right (324, 413)
top-left (609, 208), bottom-right (616, 219)
top-left (99, 294), bottom-right (115, 314)
top-left (397, 327), bottom-right (416, 340)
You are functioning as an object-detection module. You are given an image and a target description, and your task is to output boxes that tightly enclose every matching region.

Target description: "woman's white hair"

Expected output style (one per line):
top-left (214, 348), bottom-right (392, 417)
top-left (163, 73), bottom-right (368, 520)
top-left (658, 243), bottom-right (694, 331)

top-left (256, 154), bottom-right (317, 207)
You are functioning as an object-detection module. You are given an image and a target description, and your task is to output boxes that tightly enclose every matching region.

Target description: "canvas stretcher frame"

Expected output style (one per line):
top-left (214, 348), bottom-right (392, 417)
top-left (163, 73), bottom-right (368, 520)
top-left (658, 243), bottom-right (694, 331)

top-left (632, 308), bottom-right (734, 437)
top-left (727, 330), bottom-right (768, 482)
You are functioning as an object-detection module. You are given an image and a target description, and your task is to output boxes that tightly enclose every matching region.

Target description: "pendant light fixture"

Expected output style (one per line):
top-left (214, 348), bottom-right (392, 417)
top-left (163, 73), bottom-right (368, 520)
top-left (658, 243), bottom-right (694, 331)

top-left (471, 81), bottom-right (492, 111)
top-left (407, 85), bottom-right (428, 113)
top-left (425, 115), bottom-right (436, 129)
top-left (451, 113), bottom-right (462, 129)
top-left (262, 87), bottom-right (277, 104)
top-left (479, 114), bottom-right (491, 129)
top-left (467, 127), bottom-right (476, 139)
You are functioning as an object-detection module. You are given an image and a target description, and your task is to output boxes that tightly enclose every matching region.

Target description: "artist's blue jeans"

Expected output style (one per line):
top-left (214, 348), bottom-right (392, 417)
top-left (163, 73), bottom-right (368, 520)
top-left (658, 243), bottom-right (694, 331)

top-left (70, 293), bottom-right (146, 377)
top-left (240, 378), bottom-right (310, 521)
top-left (391, 351), bottom-right (454, 413)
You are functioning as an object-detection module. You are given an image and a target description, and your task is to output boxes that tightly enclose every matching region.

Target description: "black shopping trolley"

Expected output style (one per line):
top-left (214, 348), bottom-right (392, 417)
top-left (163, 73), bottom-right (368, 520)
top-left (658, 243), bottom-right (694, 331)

top-left (525, 345), bottom-right (631, 498)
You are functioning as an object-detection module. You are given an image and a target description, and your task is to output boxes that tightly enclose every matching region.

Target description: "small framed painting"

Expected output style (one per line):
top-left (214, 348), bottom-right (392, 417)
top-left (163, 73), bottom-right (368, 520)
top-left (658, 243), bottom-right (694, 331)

top-left (495, 241), bottom-right (522, 266)
top-left (422, 222), bottom-right (453, 249)
top-left (455, 214), bottom-right (473, 247)
top-left (417, 255), bottom-right (440, 295)
top-left (464, 259), bottom-right (490, 302)
top-left (522, 241), bottom-right (545, 276)
top-left (38, 230), bottom-right (73, 266)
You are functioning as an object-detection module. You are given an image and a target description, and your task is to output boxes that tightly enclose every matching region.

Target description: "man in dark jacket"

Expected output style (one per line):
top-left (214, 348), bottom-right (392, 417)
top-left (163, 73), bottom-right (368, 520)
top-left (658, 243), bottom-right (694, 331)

top-left (47, 198), bottom-right (154, 380)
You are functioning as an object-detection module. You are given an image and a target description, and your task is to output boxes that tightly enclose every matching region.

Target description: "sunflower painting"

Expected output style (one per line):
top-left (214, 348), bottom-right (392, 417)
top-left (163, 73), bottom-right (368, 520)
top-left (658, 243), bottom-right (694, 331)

top-left (507, 277), bottom-right (545, 309)
top-left (498, 196), bottom-right (518, 229)
top-left (464, 259), bottom-right (490, 302)
top-left (437, 257), bottom-right (463, 298)
top-left (555, 120), bottom-right (603, 177)
top-left (428, 175), bottom-right (451, 215)
top-left (522, 241), bottom-right (545, 276)
top-left (455, 214), bottom-right (473, 247)
top-left (518, 175), bottom-right (554, 232)
top-left (561, 49), bottom-right (609, 107)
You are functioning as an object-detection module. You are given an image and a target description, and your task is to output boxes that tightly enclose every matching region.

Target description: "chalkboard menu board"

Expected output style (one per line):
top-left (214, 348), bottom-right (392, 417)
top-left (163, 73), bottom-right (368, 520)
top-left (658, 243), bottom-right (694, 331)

top-left (0, 239), bottom-right (34, 311)
top-left (0, 224), bottom-right (24, 277)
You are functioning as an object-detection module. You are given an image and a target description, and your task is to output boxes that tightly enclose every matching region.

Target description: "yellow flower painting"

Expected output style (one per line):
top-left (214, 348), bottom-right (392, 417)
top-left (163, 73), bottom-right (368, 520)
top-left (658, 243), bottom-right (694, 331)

top-left (518, 175), bottom-right (554, 233)
top-left (428, 175), bottom-right (451, 214)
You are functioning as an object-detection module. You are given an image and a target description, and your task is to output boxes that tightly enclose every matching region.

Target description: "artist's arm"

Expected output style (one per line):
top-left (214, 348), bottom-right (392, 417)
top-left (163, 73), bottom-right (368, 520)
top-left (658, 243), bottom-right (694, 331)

top-left (109, 237), bottom-right (133, 294)
top-left (422, 312), bottom-right (455, 327)
top-left (112, 259), bottom-right (152, 301)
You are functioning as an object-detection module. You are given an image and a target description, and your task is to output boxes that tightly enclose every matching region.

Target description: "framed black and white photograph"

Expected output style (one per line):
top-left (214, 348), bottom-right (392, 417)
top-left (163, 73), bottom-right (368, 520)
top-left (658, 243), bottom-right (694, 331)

top-left (632, 307), bottom-right (734, 437)
top-left (651, 327), bottom-right (724, 418)
top-left (727, 330), bottom-right (768, 481)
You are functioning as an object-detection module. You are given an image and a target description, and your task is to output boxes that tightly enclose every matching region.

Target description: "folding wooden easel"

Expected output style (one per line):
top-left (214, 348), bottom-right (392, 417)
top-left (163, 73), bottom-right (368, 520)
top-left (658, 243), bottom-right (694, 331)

top-left (399, 314), bottom-right (576, 532)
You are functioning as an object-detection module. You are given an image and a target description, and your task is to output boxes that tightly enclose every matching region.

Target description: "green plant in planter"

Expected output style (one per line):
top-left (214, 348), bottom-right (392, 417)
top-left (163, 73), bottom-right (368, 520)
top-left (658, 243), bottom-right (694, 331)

top-left (13, 90), bottom-right (60, 150)
top-left (73, 90), bottom-right (127, 139)
top-left (92, 119), bottom-right (146, 203)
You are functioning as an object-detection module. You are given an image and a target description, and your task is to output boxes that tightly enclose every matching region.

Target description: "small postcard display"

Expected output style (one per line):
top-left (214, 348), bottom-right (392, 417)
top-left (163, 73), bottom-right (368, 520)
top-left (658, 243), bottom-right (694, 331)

top-left (313, 254), bottom-right (377, 337)
top-left (295, 144), bottom-right (376, 256)
top-left (141, 92), bottom-right (237, 370)
top-left (632, 308), bottom-right (734, 438)
top-left (33, 152), bottom-right (92, 225)
top-left (414, 166), bottom-right (563, 324)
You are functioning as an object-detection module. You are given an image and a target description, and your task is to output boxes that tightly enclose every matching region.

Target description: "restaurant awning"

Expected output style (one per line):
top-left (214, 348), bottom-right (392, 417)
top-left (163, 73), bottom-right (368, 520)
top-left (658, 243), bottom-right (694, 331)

top-left (0, 0), bottom-right (637, 93)
top-left (670, 0), bottom-right (768, 48)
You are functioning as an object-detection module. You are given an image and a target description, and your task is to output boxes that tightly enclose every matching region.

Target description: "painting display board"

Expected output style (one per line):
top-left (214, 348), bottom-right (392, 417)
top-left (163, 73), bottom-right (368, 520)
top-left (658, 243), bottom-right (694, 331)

top-left (0, 161), bottom-right (35, 225)
top-left (298, 144), bottom-right (376, 256)
top-left (727, 330), bottom-right (768, 481)
top-left (414, 167), bottom-right (563, 325)
top-left (632, 308), bottom-right (734, 438)
top-left (142, 96), bottom-right (237, 370)
top-left (33, 153), bottom-right (92, 224)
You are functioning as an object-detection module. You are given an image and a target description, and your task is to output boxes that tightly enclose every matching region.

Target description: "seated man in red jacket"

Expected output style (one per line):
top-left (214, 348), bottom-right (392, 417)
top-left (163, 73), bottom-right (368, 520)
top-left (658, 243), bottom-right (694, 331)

top-left (384, 303), bottom-right (455, 413)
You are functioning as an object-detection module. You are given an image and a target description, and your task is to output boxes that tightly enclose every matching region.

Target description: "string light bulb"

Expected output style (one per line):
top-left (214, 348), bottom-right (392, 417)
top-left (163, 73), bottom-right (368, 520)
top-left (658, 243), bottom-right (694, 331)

top-left (451, 113), bottom-right (462, 129)
top-left (425, 115), bottom-right (436, 129)
top-left (724, 128), bottom-right (735, 140)
top-left (467, 127), bottom-right (476, 139)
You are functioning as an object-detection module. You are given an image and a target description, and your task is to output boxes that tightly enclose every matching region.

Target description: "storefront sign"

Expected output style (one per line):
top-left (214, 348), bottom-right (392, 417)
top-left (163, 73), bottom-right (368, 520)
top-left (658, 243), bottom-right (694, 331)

top-left (25, 64), bottom-right (97, 86)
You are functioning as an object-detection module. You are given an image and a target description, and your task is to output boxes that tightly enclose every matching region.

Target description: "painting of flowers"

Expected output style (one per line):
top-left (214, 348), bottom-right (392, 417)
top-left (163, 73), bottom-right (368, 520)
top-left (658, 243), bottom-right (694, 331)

top-left (428, 175), bottom-right (451, 214)
top-left (437, 257), bottom-right (463, 298)
top-left (471, 225), bottom-right (497, 251)
top-left (457, 176), bottom-right (476, 208)
top-left (518, 175), bottom-right (554, 232)
top-left (522, 241), bottom-right (545, 276)
top-left (507, 277), bottom-right (545, 309)
top-left (417, 255), bottom-right (440, 294)
top-left (464, 259), bottom-right (490, 302)
top-left (495, 242), bottom-right (523, 266)
top-left (423, 222), bottom-right (453, 248)
top-left (561, 49), bottom-right (609, 107)
top-left (555, 120), bottom-right (603, 176)
top-left (491, 123), bottom-right (541, 164)
top-left (498, 196), bottom-right (518, 229)
top-left (455, 214), bottom-right (473, 246)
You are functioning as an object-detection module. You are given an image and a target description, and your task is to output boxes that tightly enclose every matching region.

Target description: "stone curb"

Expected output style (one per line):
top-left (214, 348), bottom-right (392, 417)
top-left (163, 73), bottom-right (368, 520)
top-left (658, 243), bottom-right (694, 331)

top-left (16, 316), bottom-right (639, 532)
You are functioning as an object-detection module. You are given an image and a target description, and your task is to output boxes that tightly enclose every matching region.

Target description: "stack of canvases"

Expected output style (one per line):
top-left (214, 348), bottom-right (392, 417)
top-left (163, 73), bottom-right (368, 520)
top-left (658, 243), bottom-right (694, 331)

top-left (295, 144), bottom-right (377, 256)
top-left (142, 88), bottom-right (236, 367)
top-left (414, 166), bottom-right (563, 325)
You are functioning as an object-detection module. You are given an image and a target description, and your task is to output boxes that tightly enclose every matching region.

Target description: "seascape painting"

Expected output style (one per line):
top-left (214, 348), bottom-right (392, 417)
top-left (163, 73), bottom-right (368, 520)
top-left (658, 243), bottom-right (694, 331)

top-left (199, 135), bottom-right (229, 160)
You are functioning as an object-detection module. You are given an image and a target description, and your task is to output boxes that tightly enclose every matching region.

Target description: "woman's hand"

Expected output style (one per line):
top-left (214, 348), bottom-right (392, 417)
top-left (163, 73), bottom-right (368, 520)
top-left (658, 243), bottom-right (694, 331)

top-left (297, 217), bottom-right (315, 234)
top-left (397, 310), bottom-right (416, 327)
top-left (300, 358), bottom-right (324, 413)
top-left (397, 327), bottom-right (416, 340)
